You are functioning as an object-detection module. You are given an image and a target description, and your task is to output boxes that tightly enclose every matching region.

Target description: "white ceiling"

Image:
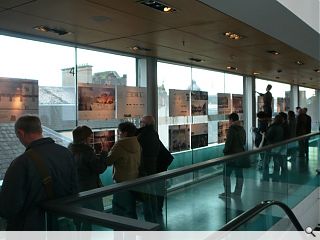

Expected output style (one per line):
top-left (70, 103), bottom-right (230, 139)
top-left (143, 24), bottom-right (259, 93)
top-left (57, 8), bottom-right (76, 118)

top-left (277, 0), bottom-right (320, 33)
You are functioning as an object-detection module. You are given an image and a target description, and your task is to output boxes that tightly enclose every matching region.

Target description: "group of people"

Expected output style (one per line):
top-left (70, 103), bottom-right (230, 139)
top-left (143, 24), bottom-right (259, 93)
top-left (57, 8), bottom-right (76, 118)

top-left (219, 84), bottom-right (313, 198)
top-left (256, 107), bottom-right (311, 181)
top-left (0, 115), bottom-right (173, 230)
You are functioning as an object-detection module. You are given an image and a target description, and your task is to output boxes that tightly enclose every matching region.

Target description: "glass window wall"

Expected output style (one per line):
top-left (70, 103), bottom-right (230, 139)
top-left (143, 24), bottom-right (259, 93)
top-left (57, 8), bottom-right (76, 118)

top-left (157, 61), bottom-right (244, 150)
top-left (0, 35), bottom-right (139, 181)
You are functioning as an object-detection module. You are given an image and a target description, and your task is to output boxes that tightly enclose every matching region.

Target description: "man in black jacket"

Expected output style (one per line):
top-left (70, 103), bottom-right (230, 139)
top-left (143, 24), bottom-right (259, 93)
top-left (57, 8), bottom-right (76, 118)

top-left (137, 115), bottom-right (173, 228)
top-left (136, 115), bottom-right (160, 225)
top-left (0, 115), bottom-right (79, 230)
top-left (219, 113), bottom-right (246, 198)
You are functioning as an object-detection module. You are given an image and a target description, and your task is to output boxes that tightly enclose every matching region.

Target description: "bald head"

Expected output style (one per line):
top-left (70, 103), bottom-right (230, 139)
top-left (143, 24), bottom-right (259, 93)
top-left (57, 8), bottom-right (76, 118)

top-left (140, 115), bottom-right (155, 127)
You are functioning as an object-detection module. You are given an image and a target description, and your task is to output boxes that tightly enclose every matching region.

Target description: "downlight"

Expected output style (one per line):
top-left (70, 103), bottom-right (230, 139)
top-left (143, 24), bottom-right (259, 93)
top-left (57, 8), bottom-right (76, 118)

top-left (227, 66), bottom-right (237, 71)
top-left (33, 25), bottom-right (71, 35)
top-left (223, 32), bottom-right (243, 40)
top-left (138, 0), bottom-right (176, 13)
top-left (189, 57), bottom-right (204, 63)
top-left (267, 50), bottom-right (280, 55)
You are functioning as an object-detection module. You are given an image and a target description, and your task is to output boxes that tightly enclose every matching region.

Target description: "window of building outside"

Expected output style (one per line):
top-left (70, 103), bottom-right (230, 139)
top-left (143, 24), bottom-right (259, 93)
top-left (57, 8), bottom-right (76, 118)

top-left (299, 86), bottom-right (317, 131)
top-left (0, 35), bottom-right (138, 180)
top-left (255, 79), bottom-right (291, 120)
top-left (157, 61), bottom-right (244, 150)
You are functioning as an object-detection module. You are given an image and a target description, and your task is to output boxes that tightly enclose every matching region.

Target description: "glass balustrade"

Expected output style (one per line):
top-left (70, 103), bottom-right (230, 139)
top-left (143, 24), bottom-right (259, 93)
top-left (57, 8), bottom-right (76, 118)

top-left (43, 133), bottom-right (320, 231)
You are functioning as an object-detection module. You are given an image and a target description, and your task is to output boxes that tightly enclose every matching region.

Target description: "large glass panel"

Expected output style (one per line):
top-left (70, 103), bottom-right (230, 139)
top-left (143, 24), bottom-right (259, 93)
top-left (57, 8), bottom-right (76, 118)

top-left (299, 86), bottom-right (317, 131)
top-left (157, 61), bottom-right (244, 188)
top-left (76, 48), bottom-right (138, 129)
top-left (0, 35), bottom-right (76, 181)
top-left (157, 62), bottom-right (192, 147)
top-left (54, 133), bottom-right (320, 231)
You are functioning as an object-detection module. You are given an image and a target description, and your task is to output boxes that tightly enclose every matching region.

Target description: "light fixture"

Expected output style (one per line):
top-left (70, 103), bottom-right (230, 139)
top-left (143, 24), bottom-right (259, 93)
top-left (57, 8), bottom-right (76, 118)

top-left (33, 26), bottom-right (49, 32)
top-left (227, 66), bottom-right (237, 71)
top-left (138, 0), bottom-right (176, 13)
top-left (130, 45), bottom-right (151, 52)
top-left (223, 32), bottom-right (243, 40)
top-left (295, 60), bottom-right (304, 65)
top-left (189, 57), bottom-right (204, 63)
top-left (267, 50), bottom-right (280, 55)
top-left (33, 25), bottom-right (71, 35)
top-left (314, 68), bottom-right (320, 73)
top-left (253, 72), bottom-right (261, 75)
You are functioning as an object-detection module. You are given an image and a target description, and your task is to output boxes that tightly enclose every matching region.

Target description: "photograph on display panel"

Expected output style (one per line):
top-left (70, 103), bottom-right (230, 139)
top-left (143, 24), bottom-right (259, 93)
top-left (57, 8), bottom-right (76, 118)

top-left (191, 123), bottom-right (208, 149)
top-left (0, 77), bottom-right (38, 122)
top-left (116, 86), bottom-right (147, 118)
top-left (232, 94), bottom-right (243, 113)
top-left (169, 124), bottom-right (190, 152)
top-left (257, 96), bottom-right (264, 112)
top-left (257, 96), bottom-right (274, 113)
top-left (218, 121), bottom-right (229, 143)
top-left (169, 89), bottom-right (190, 117)
top-left (285, 91), bottom-right (290, 111)
top-left (191, 91), bottom-right (208, 116)
top-left (217, 93), bottom-right (231, 115)
top-left (277, 97), bottom-right (285, 112)
top-left (78, 84), bottom-right (115, 120)
top-left (92, 130), bottom-right (116, 154)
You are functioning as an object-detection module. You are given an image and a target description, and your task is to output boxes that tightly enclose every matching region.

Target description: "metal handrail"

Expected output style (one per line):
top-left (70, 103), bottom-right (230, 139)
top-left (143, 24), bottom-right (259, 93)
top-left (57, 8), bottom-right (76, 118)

top-left (219, 200), bottom-right (304, 231)
top-left (43, 202), bottom-right (160, 231)
top-left (44, 132), bottom-right (319, 205)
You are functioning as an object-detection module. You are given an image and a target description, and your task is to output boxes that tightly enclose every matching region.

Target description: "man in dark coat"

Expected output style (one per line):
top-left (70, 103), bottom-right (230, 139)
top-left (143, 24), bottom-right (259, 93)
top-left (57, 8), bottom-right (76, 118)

top-left (0, 115), bottom-right (79, 230)
top-left (219, 113), bottom-right (246, 198)
top-left (137, 116), bottom-right (160, 177)
top-left (303, 108), bottom-right (312, 158)
top-left (136, 116), bottom-right (160, 224)
top-left (136, 115), bottom-right (173, 228)
top-left (296, 108), bottom-right (311, 158)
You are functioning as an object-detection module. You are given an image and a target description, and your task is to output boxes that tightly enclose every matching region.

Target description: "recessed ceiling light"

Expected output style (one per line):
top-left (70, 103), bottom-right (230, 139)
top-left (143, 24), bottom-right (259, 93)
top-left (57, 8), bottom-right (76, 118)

top-left (130, 45), bottom-right (151, 52)
top-left (295, 60), bottom-right (304, 65)
top-left (267, 50), bottom-right (280, 55)
top-left (189, 57), bottom-right (204, 63)
top-left (138, 0), bottom-right (176, 13)
top-left (33, 25), bottom-right (71, 35)
top-left (223, 32), bottom-right (243, 40)
top-left (227, 66), bottom-right (237, 71)
top-left (313, 68), bottom-right (320, 73)
top-left (253, 72), bottom-right (261, 75)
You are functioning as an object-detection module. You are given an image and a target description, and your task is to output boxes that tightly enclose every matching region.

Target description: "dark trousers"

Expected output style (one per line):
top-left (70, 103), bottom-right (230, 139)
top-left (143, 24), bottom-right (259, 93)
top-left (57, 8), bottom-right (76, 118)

top-left (112, 191), bottom-right (137, 219)
top-left (223, 165), bottom-right (244, 194)
top-left (298, 138), bottom-right (309, 157)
